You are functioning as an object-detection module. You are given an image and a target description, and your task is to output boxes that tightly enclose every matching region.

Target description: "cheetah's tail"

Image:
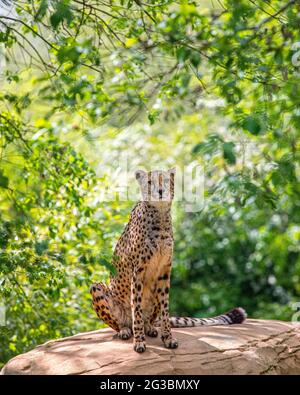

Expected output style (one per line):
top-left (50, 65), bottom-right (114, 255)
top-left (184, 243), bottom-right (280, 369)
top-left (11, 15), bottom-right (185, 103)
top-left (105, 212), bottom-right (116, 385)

top-left (168, 307), bottom-right (247, 328)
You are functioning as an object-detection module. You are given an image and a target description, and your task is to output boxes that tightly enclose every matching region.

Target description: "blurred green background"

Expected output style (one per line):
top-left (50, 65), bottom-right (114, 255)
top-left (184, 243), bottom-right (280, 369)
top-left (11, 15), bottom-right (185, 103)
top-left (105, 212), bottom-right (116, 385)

top-left (0, 0), bottom-right (300, 367)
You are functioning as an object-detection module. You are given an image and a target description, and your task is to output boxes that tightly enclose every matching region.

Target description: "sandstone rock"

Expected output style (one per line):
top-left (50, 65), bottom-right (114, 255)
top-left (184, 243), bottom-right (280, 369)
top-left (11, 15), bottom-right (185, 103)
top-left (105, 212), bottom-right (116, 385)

top-left (2, 319), bottom-right (300, 375)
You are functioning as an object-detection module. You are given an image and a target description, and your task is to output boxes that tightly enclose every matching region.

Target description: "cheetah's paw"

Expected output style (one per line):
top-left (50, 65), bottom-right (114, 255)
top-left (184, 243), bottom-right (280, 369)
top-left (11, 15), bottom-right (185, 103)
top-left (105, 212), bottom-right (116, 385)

top-left (134, 341), bottom-right (146, 353)
top-left (146, 328), bottom-right (158, 337)
top-left (163, 337), bottom-right (178, 349)
top-left (117, 327), bottom-right (132, 340)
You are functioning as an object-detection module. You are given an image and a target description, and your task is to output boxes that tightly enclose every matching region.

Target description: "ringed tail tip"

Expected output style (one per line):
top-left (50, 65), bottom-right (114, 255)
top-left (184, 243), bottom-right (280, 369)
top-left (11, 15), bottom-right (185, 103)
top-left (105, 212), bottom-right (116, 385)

top-left (226, 307), bottom-right (247, 324)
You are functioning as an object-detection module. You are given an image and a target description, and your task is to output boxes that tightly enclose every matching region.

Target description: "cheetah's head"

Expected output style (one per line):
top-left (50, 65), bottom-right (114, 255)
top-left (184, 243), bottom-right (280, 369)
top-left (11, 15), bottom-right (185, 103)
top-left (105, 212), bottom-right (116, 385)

top-left (135, 168), bottom-right (176, 206)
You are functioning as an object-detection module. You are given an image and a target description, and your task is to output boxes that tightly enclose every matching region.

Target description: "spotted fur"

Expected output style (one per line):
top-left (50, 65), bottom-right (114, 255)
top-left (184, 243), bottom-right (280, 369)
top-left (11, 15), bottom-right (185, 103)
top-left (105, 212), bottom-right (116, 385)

top-left (90, 169), bottom-right (246, 353)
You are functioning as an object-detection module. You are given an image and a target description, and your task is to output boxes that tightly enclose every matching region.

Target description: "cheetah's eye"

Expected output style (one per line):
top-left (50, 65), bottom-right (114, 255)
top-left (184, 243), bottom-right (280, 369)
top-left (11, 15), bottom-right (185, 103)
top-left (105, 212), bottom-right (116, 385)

top-left (148, 180), bottom-right (151, 185)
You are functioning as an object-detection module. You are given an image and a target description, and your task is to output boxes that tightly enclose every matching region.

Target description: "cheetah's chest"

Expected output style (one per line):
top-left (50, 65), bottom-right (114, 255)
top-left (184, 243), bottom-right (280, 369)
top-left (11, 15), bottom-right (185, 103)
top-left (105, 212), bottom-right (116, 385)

top-left (142, 239), bottom-right (172, 316)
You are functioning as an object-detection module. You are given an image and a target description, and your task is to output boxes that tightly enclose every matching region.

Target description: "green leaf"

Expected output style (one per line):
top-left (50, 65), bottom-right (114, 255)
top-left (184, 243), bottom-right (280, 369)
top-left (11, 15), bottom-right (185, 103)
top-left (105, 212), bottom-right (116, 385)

top-left (57, 45), bottom-right (81, 65)
top-left (34, 0), bottom-right (48, 21)
top-left (100, 257), bottom-right (117, 277)
top-left (176, 47), bottom-right (190, 62)
top-left (242, 115), bottom-right (262, 135)
top-left (192, 134), bottom-right (223, 155)
top-left (190, 51), bottom-right (201, 68)
top-left (35, 240), bottom-right (49, 256)
top-left (192, 142), bottom-right (204, 154)
top-left (223, 142), bottom-right (236, 165)
top-left (50, 1), bottom-right (73, 29)
top-left (0, 171), bottom-right (9, 189)
top-left (148, 109), bottom-right (161, 125)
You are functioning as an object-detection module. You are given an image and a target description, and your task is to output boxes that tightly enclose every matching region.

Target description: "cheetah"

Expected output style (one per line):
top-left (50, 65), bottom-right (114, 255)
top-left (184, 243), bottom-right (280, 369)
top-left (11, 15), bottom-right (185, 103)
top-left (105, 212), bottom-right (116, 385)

top-left (90, 168), bottom-right (247, 353)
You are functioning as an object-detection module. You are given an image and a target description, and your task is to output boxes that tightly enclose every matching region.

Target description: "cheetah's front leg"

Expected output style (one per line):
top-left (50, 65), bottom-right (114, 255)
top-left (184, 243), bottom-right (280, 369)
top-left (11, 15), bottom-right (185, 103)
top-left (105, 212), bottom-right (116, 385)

top-left (157, 265), bottom-right (178, 349)
top-left (131, 268), bottom-right (146, 353)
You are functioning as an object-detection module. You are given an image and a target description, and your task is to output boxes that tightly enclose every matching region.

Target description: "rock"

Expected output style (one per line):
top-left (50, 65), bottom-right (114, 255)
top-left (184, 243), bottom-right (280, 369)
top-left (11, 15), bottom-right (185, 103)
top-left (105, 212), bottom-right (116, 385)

top-left (1, 319), bottom-right (300, 375)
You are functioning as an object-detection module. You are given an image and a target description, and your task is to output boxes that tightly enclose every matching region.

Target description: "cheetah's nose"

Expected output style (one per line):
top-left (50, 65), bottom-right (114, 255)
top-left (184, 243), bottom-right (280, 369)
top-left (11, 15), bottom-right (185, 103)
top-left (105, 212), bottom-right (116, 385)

top-left (158, 189), bottom-right (163, 197)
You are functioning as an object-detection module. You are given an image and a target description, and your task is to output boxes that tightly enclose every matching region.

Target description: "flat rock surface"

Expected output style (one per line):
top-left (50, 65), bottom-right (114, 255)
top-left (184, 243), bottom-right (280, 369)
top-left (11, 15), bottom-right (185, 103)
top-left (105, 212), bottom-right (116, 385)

top-left (2, 319), bottom-right (300, 375)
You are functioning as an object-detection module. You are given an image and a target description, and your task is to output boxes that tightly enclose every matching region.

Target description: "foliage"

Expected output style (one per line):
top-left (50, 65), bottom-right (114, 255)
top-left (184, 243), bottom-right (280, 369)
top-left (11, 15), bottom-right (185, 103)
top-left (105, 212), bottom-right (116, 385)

top-left (0, 0), bottom-right (300, 367)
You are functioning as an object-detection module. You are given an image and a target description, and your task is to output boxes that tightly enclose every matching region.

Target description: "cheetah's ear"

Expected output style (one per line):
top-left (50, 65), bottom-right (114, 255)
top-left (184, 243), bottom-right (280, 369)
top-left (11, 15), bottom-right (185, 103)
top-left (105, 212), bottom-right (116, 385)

top-left (168, 167), bottom-right (176, 175)
top-left (135, 169), bottom-right (146, 181)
